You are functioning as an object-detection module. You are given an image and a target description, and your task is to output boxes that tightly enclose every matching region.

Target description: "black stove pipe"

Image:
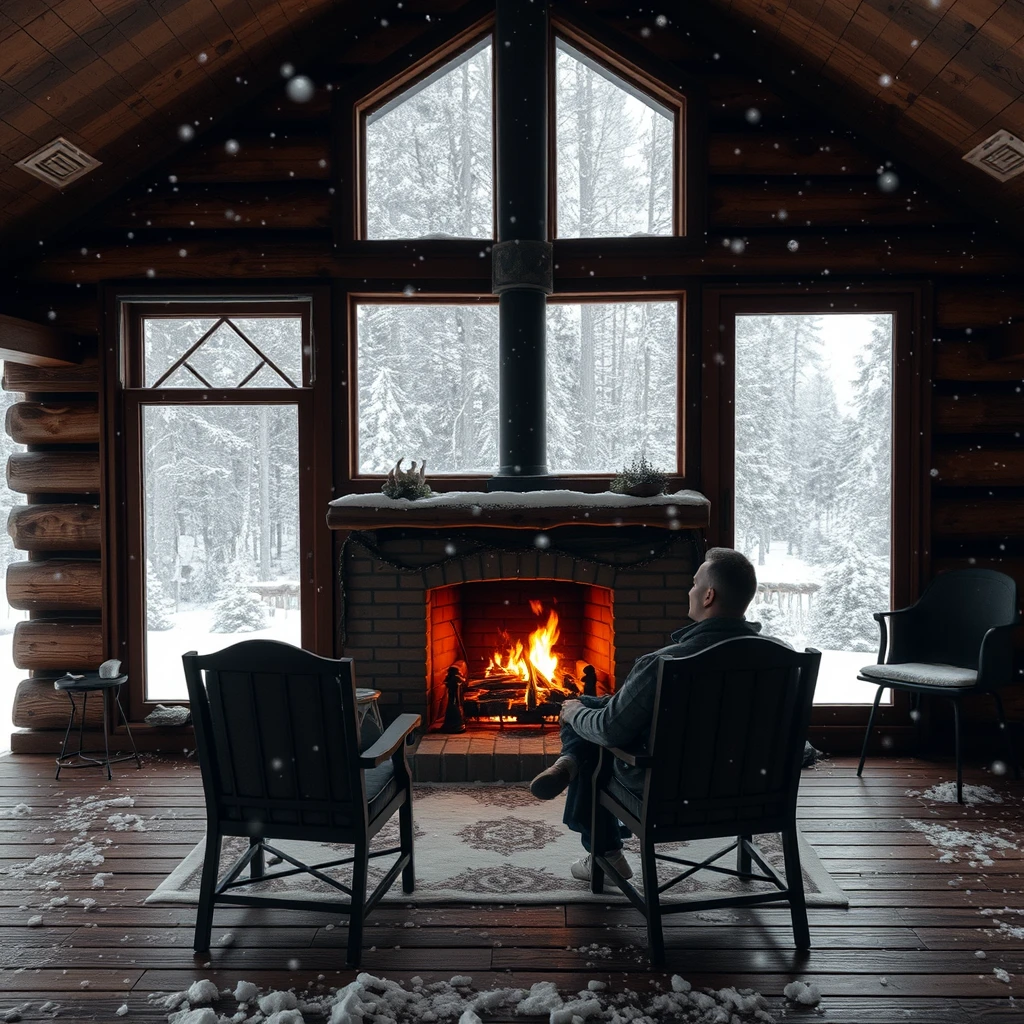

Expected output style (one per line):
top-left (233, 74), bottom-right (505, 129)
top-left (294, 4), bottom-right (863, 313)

top-left (489, 0), bottom-right (554, 491)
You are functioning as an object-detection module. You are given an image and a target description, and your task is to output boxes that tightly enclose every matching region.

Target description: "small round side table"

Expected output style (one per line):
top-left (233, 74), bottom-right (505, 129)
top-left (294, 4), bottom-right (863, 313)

top-left (54, 673), bottom-right (142, 780)
top-left (355, 687), bottom-right (384, 731)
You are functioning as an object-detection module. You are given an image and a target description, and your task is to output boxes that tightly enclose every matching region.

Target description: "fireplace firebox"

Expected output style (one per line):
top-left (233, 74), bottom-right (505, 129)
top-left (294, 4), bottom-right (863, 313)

top-left (327, 490), bottom-right (709, 732)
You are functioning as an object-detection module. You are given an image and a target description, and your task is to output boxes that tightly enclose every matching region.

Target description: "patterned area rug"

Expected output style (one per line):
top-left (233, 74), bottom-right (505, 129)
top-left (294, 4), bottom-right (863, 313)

top-left (147, 784), bottom-right (847, 907)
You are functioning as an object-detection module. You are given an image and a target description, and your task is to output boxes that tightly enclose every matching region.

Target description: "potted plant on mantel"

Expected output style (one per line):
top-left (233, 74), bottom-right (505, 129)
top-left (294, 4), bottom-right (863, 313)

top-left (609, 454), bottom-right (668, 498)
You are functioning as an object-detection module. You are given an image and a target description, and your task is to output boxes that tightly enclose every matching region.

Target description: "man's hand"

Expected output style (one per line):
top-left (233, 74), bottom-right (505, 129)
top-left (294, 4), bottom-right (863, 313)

top-left (560, 699), bottom-right (582, 725)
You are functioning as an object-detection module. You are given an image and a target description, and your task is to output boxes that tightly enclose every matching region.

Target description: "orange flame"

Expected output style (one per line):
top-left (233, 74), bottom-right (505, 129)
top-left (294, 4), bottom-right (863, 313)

top-left (485, 604), bottom-right (561, 696)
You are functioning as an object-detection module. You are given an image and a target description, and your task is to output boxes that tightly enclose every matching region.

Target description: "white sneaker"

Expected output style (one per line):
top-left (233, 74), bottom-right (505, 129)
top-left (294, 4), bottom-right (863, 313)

top-left (570, 849), bottom-right (633, 881)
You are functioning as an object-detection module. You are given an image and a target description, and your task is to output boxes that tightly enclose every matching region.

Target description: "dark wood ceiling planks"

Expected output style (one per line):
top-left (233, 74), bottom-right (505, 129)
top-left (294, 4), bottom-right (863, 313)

top-left (1, 0), bottom-right (1024, 258)
top-left (0, 0), bottom-right (344, 253)
top-left (706, 0), bottom-right (1024, 229)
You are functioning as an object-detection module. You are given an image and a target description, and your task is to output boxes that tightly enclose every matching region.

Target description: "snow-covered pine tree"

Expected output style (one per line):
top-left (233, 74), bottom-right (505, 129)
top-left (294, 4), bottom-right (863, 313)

top-left (807, 539), bottom-right (889, 652)
top-left (210, 560), bottom-right (267, 633)
top-left (146, 559), bottom-right (174, 631)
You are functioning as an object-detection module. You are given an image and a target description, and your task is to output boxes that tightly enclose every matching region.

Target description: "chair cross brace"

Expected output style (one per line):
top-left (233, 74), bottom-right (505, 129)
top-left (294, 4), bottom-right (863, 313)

top-left (654, 838), bottom-right (785, 896)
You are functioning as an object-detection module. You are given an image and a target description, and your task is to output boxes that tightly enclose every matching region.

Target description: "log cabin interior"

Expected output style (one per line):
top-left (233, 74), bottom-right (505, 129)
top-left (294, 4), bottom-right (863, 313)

top-left (1, 0), bottom-right (1024, 1018)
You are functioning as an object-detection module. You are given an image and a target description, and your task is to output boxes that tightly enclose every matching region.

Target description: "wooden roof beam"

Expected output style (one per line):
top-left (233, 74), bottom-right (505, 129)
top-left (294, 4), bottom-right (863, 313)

top-left (0, 314), bottom-right (86, 368)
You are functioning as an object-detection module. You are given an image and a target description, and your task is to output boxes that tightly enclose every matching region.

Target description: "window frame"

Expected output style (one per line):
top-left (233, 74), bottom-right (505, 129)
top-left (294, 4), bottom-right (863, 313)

top-left (104, 287), bottom-right (334, 719)
top-left (343, 288), bottom-right (694, 490)
top-left (337, 7), bottom-right (706, 252)
top-left (548, 20), bottom-right (687, 242)
top-left (700, 284), bottom-right (932, 729)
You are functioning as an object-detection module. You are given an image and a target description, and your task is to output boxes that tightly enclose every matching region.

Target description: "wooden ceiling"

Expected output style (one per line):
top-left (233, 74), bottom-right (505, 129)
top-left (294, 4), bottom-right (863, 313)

top-left (704, 0), bottom-right (1024, 233)
top-left (1, 0), bottom-right (1023, 263)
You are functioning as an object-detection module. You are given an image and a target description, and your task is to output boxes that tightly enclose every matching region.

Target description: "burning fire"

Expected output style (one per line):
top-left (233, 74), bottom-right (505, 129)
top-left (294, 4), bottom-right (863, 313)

top-left (484, 600), bottom-right (561, 695)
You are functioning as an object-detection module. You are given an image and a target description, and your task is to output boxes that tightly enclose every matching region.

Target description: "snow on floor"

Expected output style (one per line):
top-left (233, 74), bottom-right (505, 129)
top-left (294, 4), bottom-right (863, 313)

top-left (908, 782), bottom-right (1006, 806)
top-left (144, 972), bottom-right (803, 1024)
top-left (145, 606), bottom-right (300, 702)
top-left (980, 907), bottom-right (1024, 941)
top-left (908, 819), bottom-right (1020, 867)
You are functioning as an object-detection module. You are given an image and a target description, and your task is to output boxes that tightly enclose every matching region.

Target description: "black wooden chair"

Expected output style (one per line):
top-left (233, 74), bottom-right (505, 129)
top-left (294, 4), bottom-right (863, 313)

top-left (589, 636), bottom-right (821, 965)
top-left (182, 640), bottom-right (420, 966)
top-left (857, 569), bottom-right (1021, 803)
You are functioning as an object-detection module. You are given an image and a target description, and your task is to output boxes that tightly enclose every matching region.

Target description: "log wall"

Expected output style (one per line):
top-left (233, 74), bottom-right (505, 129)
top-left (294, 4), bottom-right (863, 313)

top-left (2, 354), bottom-right (102, 732)
top-left (0, 0), bottom-right (1022, 743)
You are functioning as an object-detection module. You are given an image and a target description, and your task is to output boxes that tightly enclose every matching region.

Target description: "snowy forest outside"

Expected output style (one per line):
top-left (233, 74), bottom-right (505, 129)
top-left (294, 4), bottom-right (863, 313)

top-left (734, 313), bottom-right (893, 704)
top-left (142, 315), bottom-right (306, 700)
top-left (365, 37), bottom-right (674, 240)
top-left (357, 301), bottom-right (677, 475)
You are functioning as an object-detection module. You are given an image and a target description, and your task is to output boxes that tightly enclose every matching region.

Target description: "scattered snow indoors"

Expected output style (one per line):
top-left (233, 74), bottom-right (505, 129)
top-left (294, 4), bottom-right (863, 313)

top-left (908, 819), bottom-right (1019, 867)
top-left (152, 973), bottom-right (783, 1024)
top-left (907, 782), bottom-right (1005, 806)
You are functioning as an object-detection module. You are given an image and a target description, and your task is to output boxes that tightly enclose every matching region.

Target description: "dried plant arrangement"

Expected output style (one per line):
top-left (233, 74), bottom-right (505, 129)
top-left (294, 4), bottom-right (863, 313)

top-left (609, 453), bottom-right (668, 497)
top-left (381, 458), bottom-right (432, 500)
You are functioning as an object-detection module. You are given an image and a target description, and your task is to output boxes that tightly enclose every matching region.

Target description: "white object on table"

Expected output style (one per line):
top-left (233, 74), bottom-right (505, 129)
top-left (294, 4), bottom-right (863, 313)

top-left (355, 687), bottom-right (383, 731)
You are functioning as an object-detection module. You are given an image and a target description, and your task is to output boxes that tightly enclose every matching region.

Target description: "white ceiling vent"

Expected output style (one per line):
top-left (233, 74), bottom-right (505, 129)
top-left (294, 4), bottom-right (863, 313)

top-left (962, 130), bottom-right (1024, 182)
top-left (15, 137), bottom-right (101, 188)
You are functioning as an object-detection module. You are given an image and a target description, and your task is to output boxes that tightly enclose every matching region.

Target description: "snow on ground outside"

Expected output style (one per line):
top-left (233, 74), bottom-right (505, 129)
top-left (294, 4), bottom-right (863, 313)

top-left (749, 548), bottom-right (883, 706)
top-left (0, 611), bottom-right (26, 753)
top-left (145, 606), bottom-right (300, 702)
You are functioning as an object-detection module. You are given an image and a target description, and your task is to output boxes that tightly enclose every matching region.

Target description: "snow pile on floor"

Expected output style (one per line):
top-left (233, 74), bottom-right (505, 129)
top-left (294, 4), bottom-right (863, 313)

top-left (3, 840), bottom-right (108, 883)
top-left (908, 820), bottom-right (1019, 867)
top-left (107, 812), bottom-right (146, 831)
top-left (48, 793), bottom-right (136, 834)
top-left (907, 783), bottom-right (1004, 806)
top-left (0, 803), bottom-right (31, 818)
top-left (981, 907), bottom-right (1024, 941)
top-left (152, 972), bottom-right (791, 1024)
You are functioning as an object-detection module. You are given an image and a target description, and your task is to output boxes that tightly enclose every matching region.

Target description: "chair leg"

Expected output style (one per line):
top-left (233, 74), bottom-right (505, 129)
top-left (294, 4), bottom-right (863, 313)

top-left (55, 692), bottom-right (77, 780)
top-left (991, 691), bottom-right (1021, 779)
top-left (101, 689), bottom-right (112, 781)
top-left (249, 839), bottom-right (264, 880)
top-left (858, 686), bottom-right (885, 776)
top-left (193, 831), bottom-right (222, 953)
top-left (952, 699), bottom-right (963, 804)
top-left (781, 827), bottom-right (810, 950)
top-left (346, 839), bottom-right (369, 967)
top-left (399, 793), bottom-right (415, 894)
top-left (737, 834), bottom-right (752, 876)
top-left (639, 837), bottom-right (665, 966)
top-left (911, 693), bottom-right (923, 758)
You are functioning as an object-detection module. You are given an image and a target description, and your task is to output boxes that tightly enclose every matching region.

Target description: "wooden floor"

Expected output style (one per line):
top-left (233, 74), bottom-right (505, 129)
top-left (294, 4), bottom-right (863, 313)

top-left (1, 755), bottom-right (1023, 1022)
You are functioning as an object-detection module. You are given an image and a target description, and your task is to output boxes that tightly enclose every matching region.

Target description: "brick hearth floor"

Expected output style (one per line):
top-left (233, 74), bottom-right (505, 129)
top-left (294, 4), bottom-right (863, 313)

top-left (411, 728), bottom-right (560, 783)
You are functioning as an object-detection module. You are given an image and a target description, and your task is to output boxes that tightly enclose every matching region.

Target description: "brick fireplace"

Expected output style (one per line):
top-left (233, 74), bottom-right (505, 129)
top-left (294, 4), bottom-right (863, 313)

top-left (327, 491), bottom-right (710, 744)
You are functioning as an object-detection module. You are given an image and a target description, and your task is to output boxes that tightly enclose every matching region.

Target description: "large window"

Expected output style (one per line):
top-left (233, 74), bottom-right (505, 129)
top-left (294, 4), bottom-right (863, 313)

top-left (363, 38), bottom-right (494, 240)
top-left (117, 298), bottom-right (330, 710)
top-left (352, 297), bottom-right (681, 477)
top-left (554, 39), bottom-right (675, 238)
top-left (733, 313), bottom-right (894, 705)
top-left (702, 290), bottom-right (926, 721)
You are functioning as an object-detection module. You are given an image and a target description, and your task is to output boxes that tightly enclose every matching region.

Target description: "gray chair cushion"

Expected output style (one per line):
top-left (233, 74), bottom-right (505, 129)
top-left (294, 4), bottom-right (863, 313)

top-left (365, 762), bottom-right (399, 822)
top-left (860, 662), bottom-right (978, 688)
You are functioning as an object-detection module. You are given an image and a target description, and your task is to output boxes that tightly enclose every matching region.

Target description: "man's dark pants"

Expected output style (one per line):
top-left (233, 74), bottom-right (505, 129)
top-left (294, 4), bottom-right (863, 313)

top-left (559, 694), bottom-right (632, 853)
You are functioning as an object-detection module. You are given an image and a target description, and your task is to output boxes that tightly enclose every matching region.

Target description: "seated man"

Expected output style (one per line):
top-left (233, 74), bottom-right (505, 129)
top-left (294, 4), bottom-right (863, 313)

top-left (530, 547), bottom-right (761, 881)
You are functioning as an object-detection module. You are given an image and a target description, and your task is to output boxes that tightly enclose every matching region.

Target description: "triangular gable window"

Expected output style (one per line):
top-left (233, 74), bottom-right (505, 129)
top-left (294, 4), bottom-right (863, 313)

top-left (363, 38), bottom-right (493, 240)
top-left (555, 38), bottom-right (676, 238)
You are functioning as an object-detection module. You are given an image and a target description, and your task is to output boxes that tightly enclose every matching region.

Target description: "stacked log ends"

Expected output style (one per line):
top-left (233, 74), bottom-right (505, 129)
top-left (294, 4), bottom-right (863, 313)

top-left (8, 504), bottom-right (102, 551)
top-left (13, 679), bottom-right (103, 729)
top-left (4, 356), bottom-right (103, 740)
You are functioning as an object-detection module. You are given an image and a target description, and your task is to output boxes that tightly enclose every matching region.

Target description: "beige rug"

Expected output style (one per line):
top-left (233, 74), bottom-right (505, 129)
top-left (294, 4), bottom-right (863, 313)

top-left (147, 784), bottom-right (847, 907)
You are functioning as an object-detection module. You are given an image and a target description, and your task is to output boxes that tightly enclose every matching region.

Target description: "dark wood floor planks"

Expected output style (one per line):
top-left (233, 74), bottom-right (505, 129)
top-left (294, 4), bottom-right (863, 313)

top-left (0, 754), bottom-right (1022, 1022)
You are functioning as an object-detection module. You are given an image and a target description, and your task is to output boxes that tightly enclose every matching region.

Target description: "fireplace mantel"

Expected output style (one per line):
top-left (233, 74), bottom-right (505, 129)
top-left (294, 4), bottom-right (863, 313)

top-left (326, 488), bottom-right (709, 531)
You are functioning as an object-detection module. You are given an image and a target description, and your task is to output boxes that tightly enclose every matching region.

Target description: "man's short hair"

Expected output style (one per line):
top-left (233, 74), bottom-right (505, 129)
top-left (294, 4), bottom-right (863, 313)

top-left (704, 547), bottom-right (757, 615)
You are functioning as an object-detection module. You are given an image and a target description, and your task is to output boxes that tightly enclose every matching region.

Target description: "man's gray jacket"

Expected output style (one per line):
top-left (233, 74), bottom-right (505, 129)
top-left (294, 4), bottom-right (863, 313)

top-left (564, 616), bottom-right (763, 790)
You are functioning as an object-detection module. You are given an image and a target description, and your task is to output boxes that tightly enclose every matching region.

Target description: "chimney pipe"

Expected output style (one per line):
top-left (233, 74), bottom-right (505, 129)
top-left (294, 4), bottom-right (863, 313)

top-left (489, 0), bottom-right (554, 491)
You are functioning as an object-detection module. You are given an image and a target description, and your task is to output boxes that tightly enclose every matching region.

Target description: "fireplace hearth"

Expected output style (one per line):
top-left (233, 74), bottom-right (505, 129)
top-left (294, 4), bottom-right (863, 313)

top-left (327, 489), bottom-right (709, 745)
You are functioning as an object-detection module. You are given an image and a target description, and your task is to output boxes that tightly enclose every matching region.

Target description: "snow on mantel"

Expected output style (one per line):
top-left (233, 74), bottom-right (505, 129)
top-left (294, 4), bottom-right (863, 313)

top-left (326, 488), bottom-right (710, 531)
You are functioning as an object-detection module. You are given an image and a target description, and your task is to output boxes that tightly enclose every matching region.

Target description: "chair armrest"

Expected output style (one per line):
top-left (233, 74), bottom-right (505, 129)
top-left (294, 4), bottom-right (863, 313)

top-left (359, 713), bottom-right (422, 768)
top-left (601, 744), bottom-right (653, 768)
top-left (977, 622), bottom-right (1020, 690)
top-left (874, 607), bottom-right (928, 665)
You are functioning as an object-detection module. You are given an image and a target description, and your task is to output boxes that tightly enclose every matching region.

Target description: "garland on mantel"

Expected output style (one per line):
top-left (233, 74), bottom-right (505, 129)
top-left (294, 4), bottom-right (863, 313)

top-left (336, 528), bottom-right (701, 650)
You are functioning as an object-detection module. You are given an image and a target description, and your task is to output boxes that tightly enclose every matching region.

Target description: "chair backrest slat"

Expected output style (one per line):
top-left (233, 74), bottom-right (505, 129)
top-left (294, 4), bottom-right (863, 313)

top-left (183, 641), bottom-right (366, 834)
top-left (645, 637), bottom-right (819, 834)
